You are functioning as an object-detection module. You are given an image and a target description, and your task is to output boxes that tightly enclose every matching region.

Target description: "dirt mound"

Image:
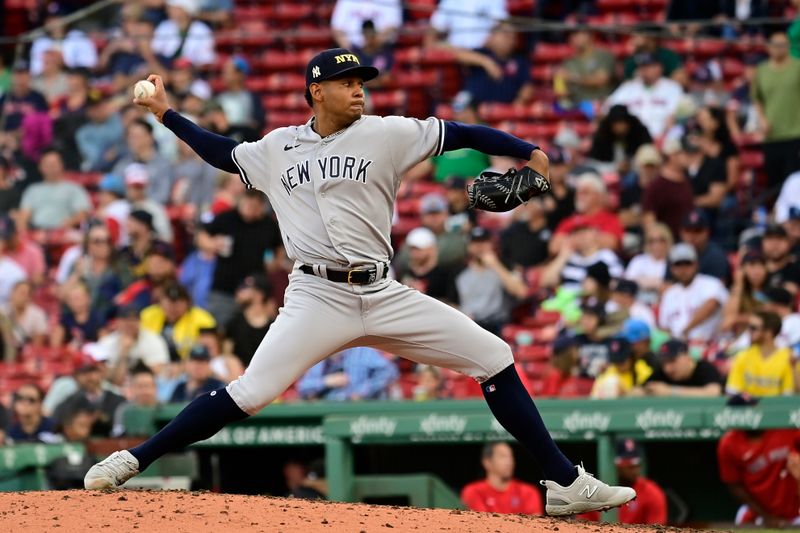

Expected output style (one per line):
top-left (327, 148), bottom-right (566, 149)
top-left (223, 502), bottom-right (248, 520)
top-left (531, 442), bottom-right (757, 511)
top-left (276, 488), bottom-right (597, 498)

top-left (0, 490), bottom-right (678, 532)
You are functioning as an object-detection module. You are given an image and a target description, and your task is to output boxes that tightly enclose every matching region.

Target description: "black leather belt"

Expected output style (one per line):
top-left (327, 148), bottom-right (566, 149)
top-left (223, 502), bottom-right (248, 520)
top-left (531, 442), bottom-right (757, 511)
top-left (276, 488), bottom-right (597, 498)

top-left (300, 264), bottom-right (388, 284)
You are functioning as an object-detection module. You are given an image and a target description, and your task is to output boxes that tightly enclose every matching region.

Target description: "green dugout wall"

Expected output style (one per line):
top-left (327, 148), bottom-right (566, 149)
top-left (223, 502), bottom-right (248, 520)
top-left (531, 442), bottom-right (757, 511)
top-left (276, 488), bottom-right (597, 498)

top-left (121, 396), bottom-right (799, 522)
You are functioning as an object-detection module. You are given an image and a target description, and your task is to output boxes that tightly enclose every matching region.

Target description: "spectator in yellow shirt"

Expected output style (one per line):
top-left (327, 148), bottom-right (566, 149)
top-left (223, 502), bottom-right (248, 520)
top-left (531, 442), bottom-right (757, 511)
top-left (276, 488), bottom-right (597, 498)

top-left (140, 281), bottom-right (217, 360)
top-left (591, 337), bottom-right (635, 399)
top-left (727, 311), bottom-right (795, 397)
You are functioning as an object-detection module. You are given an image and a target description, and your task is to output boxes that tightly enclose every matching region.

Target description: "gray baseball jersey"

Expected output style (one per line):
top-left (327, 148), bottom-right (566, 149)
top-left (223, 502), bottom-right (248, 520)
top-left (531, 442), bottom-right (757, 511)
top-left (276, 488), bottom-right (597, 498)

top-left (231, 115), bottom-right (445, 267)
top-left (224, 115), bottom-right (513, 414)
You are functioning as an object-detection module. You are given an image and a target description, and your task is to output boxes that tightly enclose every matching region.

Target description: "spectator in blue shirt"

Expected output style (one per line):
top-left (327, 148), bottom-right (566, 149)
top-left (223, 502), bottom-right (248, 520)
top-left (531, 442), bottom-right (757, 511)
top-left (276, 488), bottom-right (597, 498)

top-left (352, 20), bottom-right (395, 88)
top-left (297, 347), bottom-right (399, 401)
top-left (454, 21), bottom-right (533, 105)
top-left (75, 89), bottom-right (125, 172)
top-left (5, 383), bottom-right (59, 444)
top-left (179, 237), bottom-right (216, 310)
top-left (169, 344), bottom-right (225, 403)
top-left (0, 60), bottom-right (48, 132)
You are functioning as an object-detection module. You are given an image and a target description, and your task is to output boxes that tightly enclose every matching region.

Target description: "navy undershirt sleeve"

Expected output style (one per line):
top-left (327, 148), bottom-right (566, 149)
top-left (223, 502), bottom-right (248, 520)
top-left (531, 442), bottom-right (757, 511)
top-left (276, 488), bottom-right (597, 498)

top-left (162, 109), bottom-right (239, 174)
top-left (441, 121), bottom-right (538, 160)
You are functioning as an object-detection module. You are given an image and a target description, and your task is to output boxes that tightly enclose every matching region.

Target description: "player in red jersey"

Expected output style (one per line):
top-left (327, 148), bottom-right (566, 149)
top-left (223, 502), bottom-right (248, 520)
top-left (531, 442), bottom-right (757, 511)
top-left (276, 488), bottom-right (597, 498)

top-left (579, 439), bottom-right (667, 524)
top-left (717, 395), bottom-right (800, 527)
top-left (461, 442), bottom-right (543, 515)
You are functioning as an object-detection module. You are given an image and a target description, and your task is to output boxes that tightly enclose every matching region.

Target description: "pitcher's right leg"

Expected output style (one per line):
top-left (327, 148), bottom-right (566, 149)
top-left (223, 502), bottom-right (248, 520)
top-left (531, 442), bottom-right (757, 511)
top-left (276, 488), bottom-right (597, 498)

top-left (363, 281), bottom-right (635, 515)
top-left (85, 273), bottom-right (362, 489)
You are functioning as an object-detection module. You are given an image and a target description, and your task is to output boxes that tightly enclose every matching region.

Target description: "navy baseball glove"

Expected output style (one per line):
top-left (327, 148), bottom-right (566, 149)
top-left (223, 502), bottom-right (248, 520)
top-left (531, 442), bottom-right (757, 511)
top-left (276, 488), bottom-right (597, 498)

top-left (467, 167), bottom-right (551, 212)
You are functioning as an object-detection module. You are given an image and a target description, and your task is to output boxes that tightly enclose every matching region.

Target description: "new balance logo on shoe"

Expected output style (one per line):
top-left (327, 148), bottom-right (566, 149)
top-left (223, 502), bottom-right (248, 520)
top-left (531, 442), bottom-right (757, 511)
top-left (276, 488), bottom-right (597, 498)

top-left (580, 484), bottom-right (599, 499)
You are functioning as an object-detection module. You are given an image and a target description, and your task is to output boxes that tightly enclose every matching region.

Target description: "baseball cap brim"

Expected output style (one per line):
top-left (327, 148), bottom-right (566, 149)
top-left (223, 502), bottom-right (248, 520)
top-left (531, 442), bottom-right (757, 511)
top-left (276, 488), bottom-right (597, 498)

top-left (318, 65), bottom-right (380, 84)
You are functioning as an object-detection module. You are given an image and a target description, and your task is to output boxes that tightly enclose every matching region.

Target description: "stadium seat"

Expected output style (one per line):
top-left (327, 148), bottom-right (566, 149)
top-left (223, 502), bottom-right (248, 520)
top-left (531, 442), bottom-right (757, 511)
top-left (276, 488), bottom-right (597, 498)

top-left (530, 64), bottom-right (554, 84)
top-left (368, 90), bottom-right (407, 113)
top-left (522, 310), bottom-right (562, 328)
top-left (740, 150), bottom-right (764, 170)
top-left (532, 43), bottom-right (573, 65)
top-left (597, 0), bottom-right (637, 12)
top-left (720, 58), bottom-right (745, 80)
top-left (388, 70), bottom-right (439, 90)
top-left (516, 345), bottom-right (552, 362)
top-left (395, 198), bottom-right (421, 217)
top-left (260, 50), bottom-right (315, 73)
top-left (266, 111), bottom-right (313, 130)
top-left (264, 3), bottom-right (315, 24)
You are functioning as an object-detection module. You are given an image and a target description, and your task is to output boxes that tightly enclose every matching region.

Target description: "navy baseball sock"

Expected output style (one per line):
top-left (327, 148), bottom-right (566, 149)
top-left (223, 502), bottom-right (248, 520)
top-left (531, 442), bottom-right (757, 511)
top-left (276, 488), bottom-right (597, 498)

top-left (481, 364), bottom-right (577, 486)
top-left (129, 388), bottom-right (249, 471)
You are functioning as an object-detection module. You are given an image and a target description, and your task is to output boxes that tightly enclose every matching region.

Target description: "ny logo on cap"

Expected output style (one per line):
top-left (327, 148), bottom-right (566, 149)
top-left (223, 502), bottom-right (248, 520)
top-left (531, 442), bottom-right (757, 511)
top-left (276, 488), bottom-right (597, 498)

top-left (312, 66), bottom-right (321, 78)
top-left (334, 53), bottom-right (360, 64)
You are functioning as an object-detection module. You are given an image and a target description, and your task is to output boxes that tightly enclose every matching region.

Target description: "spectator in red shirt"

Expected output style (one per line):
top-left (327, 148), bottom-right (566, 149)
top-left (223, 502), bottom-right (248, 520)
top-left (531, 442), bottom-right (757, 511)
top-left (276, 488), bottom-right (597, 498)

top-left (717, 394), bottom-right (800, 528)
top-left (581, 439), bottom-right (668, 524)
top-left (550, 173), bottom-right (624, 254)
top-left (461, 442), bottom-right (543, 515)
top-left (541, 330), bottom-right (593, 398)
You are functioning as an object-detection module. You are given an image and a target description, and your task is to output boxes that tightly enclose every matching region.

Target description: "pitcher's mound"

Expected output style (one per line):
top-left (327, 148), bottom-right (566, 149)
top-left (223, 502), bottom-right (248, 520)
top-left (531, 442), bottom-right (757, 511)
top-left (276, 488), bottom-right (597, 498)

top-left (0, 489), bottom-right (680, 532)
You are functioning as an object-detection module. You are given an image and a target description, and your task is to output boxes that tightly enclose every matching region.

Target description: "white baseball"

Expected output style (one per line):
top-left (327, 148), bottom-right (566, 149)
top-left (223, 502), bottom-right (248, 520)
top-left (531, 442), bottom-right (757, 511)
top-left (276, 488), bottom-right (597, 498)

top-left (133, 80), bottom-right (156, 100)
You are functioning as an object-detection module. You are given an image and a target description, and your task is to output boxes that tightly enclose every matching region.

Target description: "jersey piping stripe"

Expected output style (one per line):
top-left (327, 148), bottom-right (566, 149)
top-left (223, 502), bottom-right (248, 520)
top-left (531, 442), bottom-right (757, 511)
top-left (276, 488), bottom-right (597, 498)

top-left (231, 145), bottom-right (253, 189)
top-left (435, 118), bottom-right (445, 156)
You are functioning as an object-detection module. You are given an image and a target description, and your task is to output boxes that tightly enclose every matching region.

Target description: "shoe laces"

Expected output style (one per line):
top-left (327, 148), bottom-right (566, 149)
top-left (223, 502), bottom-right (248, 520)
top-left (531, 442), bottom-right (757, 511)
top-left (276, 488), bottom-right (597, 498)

top-left (99, 454), bottom-right (136, 480)
top-left (577, 462), bottom-right (595, 479)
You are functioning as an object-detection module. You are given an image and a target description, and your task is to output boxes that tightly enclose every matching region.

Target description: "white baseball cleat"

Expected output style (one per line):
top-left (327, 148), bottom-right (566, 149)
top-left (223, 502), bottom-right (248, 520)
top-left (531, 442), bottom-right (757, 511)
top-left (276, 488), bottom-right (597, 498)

top-left (541, 464), bottom-right (637, 516)
top-left (84, 450), bottom-right (140, 489)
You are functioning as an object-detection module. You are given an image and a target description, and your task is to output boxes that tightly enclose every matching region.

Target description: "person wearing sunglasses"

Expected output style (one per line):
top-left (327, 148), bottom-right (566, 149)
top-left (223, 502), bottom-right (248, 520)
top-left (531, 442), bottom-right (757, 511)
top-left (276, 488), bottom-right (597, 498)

top-left (726, 311), bottom-right (796, 397)
top-left (5, 383), bottom-right (58, 444)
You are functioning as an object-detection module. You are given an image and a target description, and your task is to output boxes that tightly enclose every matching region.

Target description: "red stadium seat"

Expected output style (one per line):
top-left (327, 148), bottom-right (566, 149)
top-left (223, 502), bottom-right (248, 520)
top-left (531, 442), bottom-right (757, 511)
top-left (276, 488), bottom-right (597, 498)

top-left (530, 64), bottom-right (553, 83)
top-left (395, 198), bottom-right (420, 217)
top-left (516, 345), bottom-right (552, 362)
top-left (508, 0), bottom-right (535, 15)
top-left (434, 104), bottom-right (454, 121)
top-left (597, 0), bottom-right (637, 12)
top-left (285, 25), bottom-right (334, 48)
top-left (389, 70), bottom-right (439, 89)
top-left (265, 3), bottom-right (315, 24)
top-left (532, 43), bottom-right (573, 64)
top-left (740, 150), bottom-right (764, 170)
top-left (260, 50), bottom-right (315, 73)
top-left (720, 58), bottom-right (745, 80)
top-left (65, 171), bottom-right (102, 189)
top-left (368, 90), bottom-right (407, 113)
top-left (266, 111), bottom-right (313, 130)
top-left (522, 310), bottom-right (562, 328)
top-left (692, 39), bottom-right (728, 58)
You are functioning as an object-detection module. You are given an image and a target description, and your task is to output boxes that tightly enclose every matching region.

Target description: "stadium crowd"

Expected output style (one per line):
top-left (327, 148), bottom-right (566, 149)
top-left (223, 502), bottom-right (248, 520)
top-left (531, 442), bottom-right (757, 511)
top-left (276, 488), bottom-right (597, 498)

top-left (0, 0), bottom-right (800, 524)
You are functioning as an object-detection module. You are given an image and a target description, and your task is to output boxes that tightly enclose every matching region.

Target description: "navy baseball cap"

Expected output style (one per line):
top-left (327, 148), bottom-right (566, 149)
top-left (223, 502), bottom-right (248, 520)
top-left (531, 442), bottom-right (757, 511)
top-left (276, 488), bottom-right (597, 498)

top-left (658, 339), bottom-right (688, 362)
top-left (615, 439), bottom-right (642, 466)
top-left (682, 208), bottom-right (709, 230)
top-left (553, 330), bottom-right (579, 353)
top-left (612, 278), bottom-right (639, 297)
top-left (634, 52), bottom-right (659, 67)
top-left (306, 48), bottom-right (379, 88)
top-left (608, 337), bottom-right (632, 364)
top-left (188, 344), bottom-right (211, 361)
top-left (469, 226), bottom-right (491, 242)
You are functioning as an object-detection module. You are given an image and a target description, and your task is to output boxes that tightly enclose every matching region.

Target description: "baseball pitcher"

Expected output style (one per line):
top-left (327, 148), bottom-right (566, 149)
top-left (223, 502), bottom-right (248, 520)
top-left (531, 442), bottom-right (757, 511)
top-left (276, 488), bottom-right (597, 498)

top-left (85, 48), bottom-right (635, 516)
